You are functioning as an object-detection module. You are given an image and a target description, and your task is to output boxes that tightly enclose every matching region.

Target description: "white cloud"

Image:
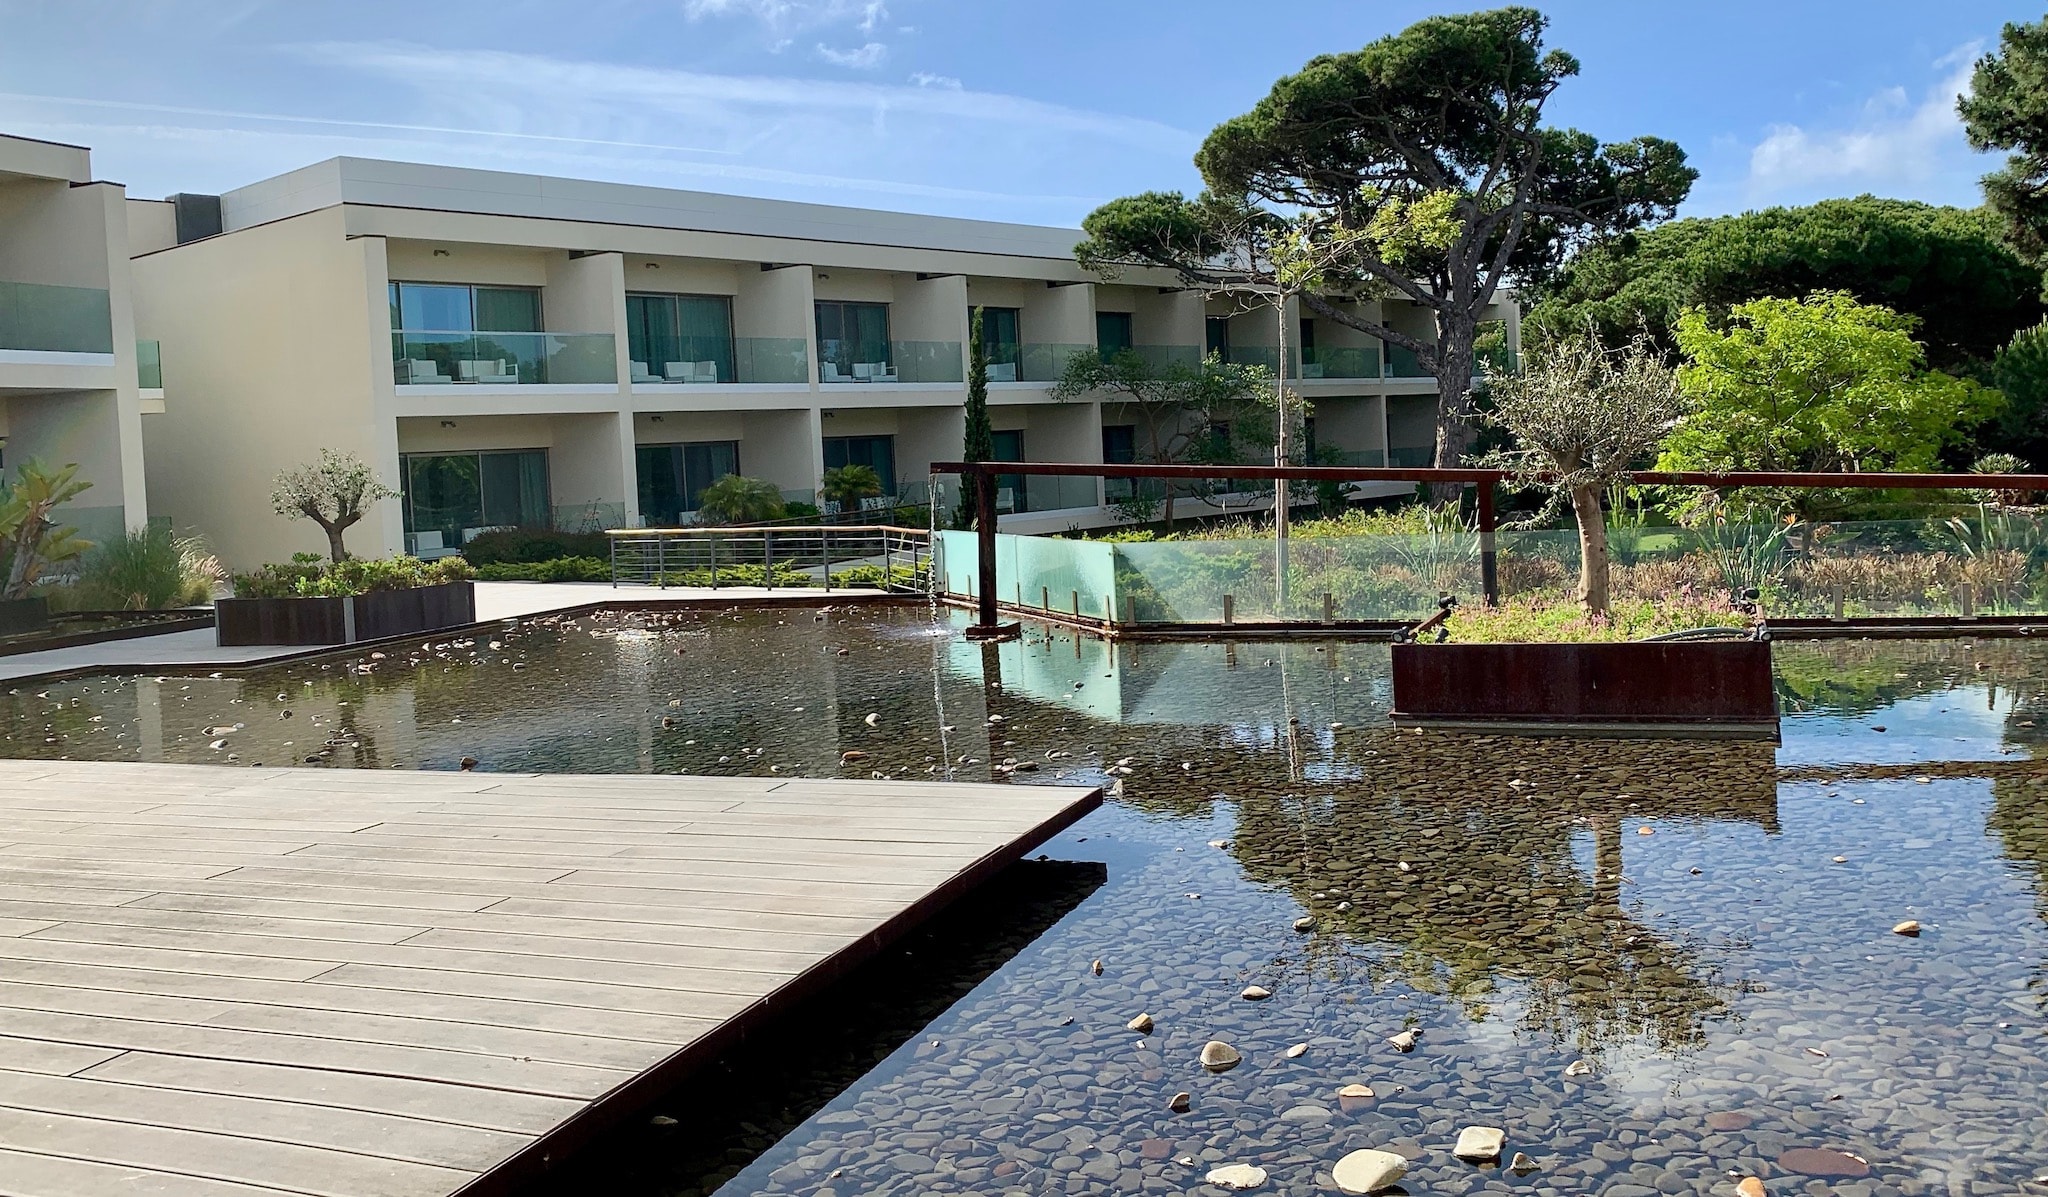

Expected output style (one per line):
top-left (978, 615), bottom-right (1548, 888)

top-left (909, 71), bottom-right (960, 90)
top-left (1744, 43), bottom-right (1983, 203)
top-left (681, 0), bottom-right (885, 36)
top-left (815, 41), bottom-right (886, 69)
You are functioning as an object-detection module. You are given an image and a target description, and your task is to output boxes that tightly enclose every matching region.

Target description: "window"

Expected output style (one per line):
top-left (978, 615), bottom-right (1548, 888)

top-left (389, 283), bottom-right (541, 332)
top-left (976, 306), bottom-right (1021, 379)
top-left (1101, 424), bottom-right (1136, 464)
top-left (1206, 315), bottom-right (1231, 361)
top-left (1096, 312), bottom-right (1134, 358)
top-left (401, 449), bottom-right (551, 553)
top-left (1299, 318), bottom-right (1316, 351)
top-left (627, 294), bottom-right (735, 384)
top-left (990, 429), bottom-right (1026, 513)
top-left (815, 302), bottom-right (891, 381)
top-left (823, 434), bottom-right (897, 496)
top-left (636, 440), bottom-right (740, 524)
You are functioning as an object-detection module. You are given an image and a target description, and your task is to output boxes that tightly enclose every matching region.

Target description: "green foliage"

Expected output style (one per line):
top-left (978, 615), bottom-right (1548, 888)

top-left (830, 563), bottom-right (928, 589)
top-left (957, 307), bottom-right (994, 531)
top-left (269, 449), bottom-right (396, 562)
top-left (1660, 294), bottom-right (2003, 491)
top-left (655, 563), bottom-right (817, 587)
top-left (67, 525), bottom-right (223, 610)
top-left (471, 557), bottom-right (612, 583)
top-left (1994, 320), bottom-right (2048, 465)
top-left (693, 475), bottom-right (788, 526)
top-left (460, 526), bottom-right (609, 565)
top-left (1960, 18), bottom-right (2048, 265)
top-left (1442, 595), bottom-right (1747, 643)
top-left (783, 500), bottom-right (822, 521)
top-left (1, 460), bottom-right (93, 600)
top-left (1527, 198), bottom-right (2044, 372)
top-left (820, 465), bottom-right (884, 516)
top-left (233, 554), bottom-right (474, 599)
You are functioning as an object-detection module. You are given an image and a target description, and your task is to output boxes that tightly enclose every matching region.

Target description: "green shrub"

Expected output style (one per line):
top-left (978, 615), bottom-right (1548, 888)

top-left (831, 563), bottom-right (927, 588)
top-left (783, 500), bottom-right (822, 521)
top-left (655, 563), bottom-right (817, 587)
top-left (460, 526), bottom-right (608, 565)
top-left (233, 553), bottom-right (474, 598)
top-left (696, 476), bottom-right (788, 525)
top-left (472, 557), bottom-right (611, 583)
top-left (53, 525), bottom-right (223, 611)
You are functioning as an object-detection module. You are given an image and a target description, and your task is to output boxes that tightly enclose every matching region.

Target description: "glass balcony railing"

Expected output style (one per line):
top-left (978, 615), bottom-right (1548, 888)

top-left (136, 340), bottom-right (162, 389)
top-left (0, 280), bottom-right (114, 354)
top-left (1094, 344), bottom-right (1205, 371)
top-left (1388, 446), bottom-right (1434, 467)
top-left (1000, 343), bottom-right (1092, 383)
top-left (392, 331), bottom-right (617, 386)
top-left (1384, 344), bottom-right (1431, 378)
top-left (1324, 448), bottom-right (1387, 468)
top-left (993, 474), bottom-right (1100, 514)
top-left (818, 341), bottom-right (964, 384)
top-left (1300, 345), bottom-right (1380, 379)
top-left (628, 337), bottom-right (809, 385)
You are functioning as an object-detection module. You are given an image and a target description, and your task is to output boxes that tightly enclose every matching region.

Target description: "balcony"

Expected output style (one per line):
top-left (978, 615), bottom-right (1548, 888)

top-left (1300, 346), bottom-right (1381, 380)
top-left (1323, 449), bottom-right (1387, 468)
top-left (818, 341), bottom-right (962, 385)
top-left (1097, 344), bottom-right (1204, 371)
top-left (1384, 344), bottom-right (1431, 378)
top-left (629, 337), bottom-right (809, 386)
top-left (136, 340), bottom-right (162, 389)
top-left (984, 343), bottom-right (1092, 384)
top-left (0, 280), bottom-right (113, 355)
top-left (392, 331), bottom-right (616, 386)
top-left (995, 473), bottom-right (1100, 513)
top-left (1388, 446), bottom-right (1433, 467)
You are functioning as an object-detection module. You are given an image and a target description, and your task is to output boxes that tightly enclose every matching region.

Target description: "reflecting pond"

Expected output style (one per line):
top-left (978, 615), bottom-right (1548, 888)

top-left (3, 609), bottom-right (2046, 1197)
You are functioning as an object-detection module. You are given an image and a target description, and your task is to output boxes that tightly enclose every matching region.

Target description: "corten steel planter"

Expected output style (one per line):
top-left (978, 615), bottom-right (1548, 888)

top-left (1390, 639), bottom-right (1778, 739)
top-left (216, 581), bottom-right (476, 647)
top-left (0, 597), bottom-right (50, 637)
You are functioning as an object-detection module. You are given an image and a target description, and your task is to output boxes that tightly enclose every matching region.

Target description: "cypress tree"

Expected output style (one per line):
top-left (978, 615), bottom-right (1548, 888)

top-left (955, 306), bottom-right (994, 529)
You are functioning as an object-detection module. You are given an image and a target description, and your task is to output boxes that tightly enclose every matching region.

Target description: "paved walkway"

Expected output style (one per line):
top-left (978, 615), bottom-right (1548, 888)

top-left (0, 759), bottom-right (1098, 1197)
top-left (0, 583), bottom-right (892, 685)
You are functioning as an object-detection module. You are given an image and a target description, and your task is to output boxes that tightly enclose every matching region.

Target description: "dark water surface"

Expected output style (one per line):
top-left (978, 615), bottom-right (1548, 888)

top-left (3, 609), bottom-right (2046, 1196)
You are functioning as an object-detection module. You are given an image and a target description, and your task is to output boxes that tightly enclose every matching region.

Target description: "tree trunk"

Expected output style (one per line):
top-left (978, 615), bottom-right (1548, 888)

top-left (1570, 483), bottom-right (1611, 615)
top-left (1428, 311), bottom-right (1480, 504)
top-left (321, 518), bottom-right (349, 563)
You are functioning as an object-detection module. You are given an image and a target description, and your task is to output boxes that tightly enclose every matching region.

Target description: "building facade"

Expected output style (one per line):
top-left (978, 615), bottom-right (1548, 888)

top-left (114, 154), bottom-right (1517, 567)
top-left (0, 134), bottom-right (154, 546)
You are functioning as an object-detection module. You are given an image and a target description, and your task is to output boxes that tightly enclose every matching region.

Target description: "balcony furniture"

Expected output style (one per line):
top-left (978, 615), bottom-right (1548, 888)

top-left (852, 361), bottom-right (897, 383)
top-left (410, 531), bottom-right (454, 560)
top-left (457, 359), bottom-right (518, 385)
top-left (821, 362), bottom-right (847, 383)
top-left (631, 360), bottom-right (659, 383)
top-left (664, 360), bottom-right (719, 384)
top-left (987, 362), bottom-right (1018, 382)
top-left (996, 487), bottom-right (1016, 513)
top-left (404, 359), bottom-right (448, 384)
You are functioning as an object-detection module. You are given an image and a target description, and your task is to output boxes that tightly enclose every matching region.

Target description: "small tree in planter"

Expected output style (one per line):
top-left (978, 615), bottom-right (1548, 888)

top-left (270, 450), bottom-right (397, 563)
top-left (821, 464), bottom-right (883, 520)
top-left (1482, 328), bottom-right (1688, 614)
top-left (1, 460), bottom-right (93, 600)
top-left (694, 476), bottom-right (788, 526)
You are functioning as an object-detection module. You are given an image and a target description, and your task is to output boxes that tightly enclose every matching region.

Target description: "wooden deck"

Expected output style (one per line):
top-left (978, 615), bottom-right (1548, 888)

top-left (0, 760), bottom-right (1099, 1197)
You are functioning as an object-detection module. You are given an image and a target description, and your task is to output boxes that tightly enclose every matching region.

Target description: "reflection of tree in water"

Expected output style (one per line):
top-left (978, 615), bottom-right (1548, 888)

top-left (1776, 638), bottom-right (2048, 716)
top-left (1226, 734), bottom-right (1779, 1057)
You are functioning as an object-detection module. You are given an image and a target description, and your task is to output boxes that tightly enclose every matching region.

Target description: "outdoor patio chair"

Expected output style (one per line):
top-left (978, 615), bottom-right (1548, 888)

top-left (404, 359), bottom-right (448, 383)
top-left (820, 362), bottom-right (847, 383)
top-left (458, 359), bottom-right (518, 385)
top-left (631, 360), bottom-right (659, 383)
top-left (987, 362), bottom-right (1018, 382)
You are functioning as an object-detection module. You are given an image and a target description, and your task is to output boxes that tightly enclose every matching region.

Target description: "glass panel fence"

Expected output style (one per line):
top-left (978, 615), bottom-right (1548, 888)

top-left (629, 337), bottom-right (810, 385)
top-left (895, 341), bottom-right (964, 384)
top-left (1384, 344), bottom-right (1430, 377)
top-left (1300, 346), bottom-right (1380, 379)
top-left (552, 502), bottom-right (629, 533)
top-left (136, 340), bottom-right (163, 389)
top-left (1016, 475), bottom-right (1100, 513)
top-left (1099, 344), bottom-right (1203, 371)
top-left (0, 280), bottom-right (114, 354)
top-left (1014, 343), bottom-right (1093, 383)
top-left (393, 332), bottom-right (617, 385)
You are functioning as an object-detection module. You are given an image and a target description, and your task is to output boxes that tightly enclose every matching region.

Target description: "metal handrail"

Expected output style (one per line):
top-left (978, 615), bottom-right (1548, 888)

top-left (606, 525), bottom-right (931, 592)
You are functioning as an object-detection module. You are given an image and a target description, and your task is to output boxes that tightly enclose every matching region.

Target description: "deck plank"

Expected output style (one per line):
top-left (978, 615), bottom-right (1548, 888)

top-left (0, 759), bottom-right (1098, 1196)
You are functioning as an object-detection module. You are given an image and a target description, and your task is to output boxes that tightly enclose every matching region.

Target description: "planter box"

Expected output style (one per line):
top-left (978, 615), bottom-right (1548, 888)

top-left (216, 581), bottom-right (476, 647)
top-left (0, 597), bottom-right (50, 637)
top-left (1390, 639), bottom-right (1778, 738)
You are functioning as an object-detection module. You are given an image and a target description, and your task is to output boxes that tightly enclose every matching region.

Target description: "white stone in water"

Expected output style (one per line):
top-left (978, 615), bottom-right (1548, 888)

top-left (863, 712), bottom-right (879, 726)
top-left (1293, 915), bottom-right (1317, 932)
top-left (1284, 1042), bottom-right (1307, 1058)
top-left (1332, 1148), bottom-right (1408, 1194)
top-left (1199, 1040), bottom-right (1242, 1071)
top-left (1126, 1013), bottom-right (1153, 1034)
top-left (1454, 1125), bottom-right (1505, 1161)
top-left (1510, 1151), bottom-right (1537, 1174)
top-left (1892, 919), bottom-right (1922, 936)
top-left (1241, 985), bottom-right (1271, 1000)
top-left (1205, 1164), bottom-right (1267, 1190)
top-left (1387, 1030), bottom-right (1418, 1052)
top-left (1338, 1083), bottom-right (1375, 1099)
top-left (1563, 1059), bottom-right (1593, 1077)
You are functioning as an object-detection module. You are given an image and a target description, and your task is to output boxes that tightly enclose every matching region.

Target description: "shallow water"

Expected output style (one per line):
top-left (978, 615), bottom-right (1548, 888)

top-left (4, 610), bottom-right (2046, 1197)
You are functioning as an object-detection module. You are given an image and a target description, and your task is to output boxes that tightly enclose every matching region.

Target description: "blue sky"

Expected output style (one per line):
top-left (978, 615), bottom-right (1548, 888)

top-left (0, 0), bottom-right (2030, 227)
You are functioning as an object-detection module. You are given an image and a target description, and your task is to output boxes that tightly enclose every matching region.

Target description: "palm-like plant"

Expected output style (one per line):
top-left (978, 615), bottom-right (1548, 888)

top-left (1, 460), bottom-right (93, 600)
top-left (693, 476), bottom-right (788, 526)
top-left (821, 464), bottom-right (883, 519)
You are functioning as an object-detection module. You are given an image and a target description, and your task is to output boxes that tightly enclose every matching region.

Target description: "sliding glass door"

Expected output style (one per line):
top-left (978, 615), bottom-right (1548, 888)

top-left (636, 440), bottom-right (741, 525)
top-left (822, 434), bottom-right (897, 497)
top-left (626, 294), bottom-right (736, 383)
top-left (814, 301), bottom-right (891, 381)
top-left (401, 449), bottom-right (551, 553)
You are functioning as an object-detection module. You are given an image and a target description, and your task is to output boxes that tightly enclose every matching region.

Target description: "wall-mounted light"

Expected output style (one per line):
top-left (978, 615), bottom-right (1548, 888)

top-left (440, 420), bottom-right (457, 428)
top-left (816, 272), bottom-right (830, 280)
top-left (650, 415), bottom-right (664, 423)
top-left (432, 249), bottom-right (451, 258)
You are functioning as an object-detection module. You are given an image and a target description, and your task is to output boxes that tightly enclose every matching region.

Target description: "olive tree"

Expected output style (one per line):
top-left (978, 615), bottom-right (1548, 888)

top-left (270, 449), bottom-right (398, 563)
top-left (1482, 329), bottom-right (1687, 613)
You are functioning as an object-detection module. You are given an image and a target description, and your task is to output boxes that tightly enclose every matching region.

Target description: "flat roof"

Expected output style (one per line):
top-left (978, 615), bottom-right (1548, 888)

top-left (217, 157), bottom-right (1087, 261)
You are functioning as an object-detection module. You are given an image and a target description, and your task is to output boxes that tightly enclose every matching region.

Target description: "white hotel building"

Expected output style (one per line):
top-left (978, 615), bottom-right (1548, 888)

top-left (13, 143), bottom-right (1518, 567)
